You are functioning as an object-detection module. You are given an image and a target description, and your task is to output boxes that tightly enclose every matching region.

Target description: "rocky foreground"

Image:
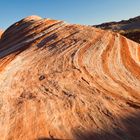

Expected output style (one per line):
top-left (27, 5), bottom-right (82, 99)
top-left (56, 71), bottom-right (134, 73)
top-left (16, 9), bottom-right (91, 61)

top-left (0, 16), bottom-right (140, 140)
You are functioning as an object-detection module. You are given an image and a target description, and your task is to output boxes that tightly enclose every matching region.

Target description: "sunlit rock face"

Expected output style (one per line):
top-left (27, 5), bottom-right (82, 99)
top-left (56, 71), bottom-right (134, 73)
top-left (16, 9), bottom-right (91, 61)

top-left (0, 16), bottom-right (140, 140)
top-left (0, 29), bottom-right (3, 38)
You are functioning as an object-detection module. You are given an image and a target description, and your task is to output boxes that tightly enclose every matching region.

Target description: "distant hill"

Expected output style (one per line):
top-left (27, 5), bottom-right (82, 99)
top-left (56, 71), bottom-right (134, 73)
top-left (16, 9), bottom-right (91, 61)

top-left (94, 16), bottom-right (140, 43)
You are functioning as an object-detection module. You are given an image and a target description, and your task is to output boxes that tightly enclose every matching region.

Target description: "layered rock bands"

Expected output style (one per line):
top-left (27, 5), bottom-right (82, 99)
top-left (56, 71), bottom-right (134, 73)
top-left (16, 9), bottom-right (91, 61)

top-left (0, 16), bottom-right (140, 140)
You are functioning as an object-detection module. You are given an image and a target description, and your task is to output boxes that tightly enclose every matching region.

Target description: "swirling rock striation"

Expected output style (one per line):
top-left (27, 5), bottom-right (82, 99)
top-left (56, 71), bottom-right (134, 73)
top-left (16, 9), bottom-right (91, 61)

top-left (0, 16), bottom-right (140, 140)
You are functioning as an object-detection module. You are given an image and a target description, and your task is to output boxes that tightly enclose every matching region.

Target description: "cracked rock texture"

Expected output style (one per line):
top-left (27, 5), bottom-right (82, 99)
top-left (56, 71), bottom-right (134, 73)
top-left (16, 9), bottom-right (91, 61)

top-left (0, 16), bottom-right (140, 140)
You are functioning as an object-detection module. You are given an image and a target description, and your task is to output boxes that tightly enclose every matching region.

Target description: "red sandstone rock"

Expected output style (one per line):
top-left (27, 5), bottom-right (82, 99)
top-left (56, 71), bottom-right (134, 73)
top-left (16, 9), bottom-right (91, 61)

top-left (0, 29), bottom-right (3, 38)
top-left (0, 16), bottom-right (140, 140)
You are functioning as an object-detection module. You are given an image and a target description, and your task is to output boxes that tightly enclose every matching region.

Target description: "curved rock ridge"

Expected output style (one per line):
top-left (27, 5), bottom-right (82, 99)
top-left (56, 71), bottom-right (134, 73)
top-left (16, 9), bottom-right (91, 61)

top-left (0, 16), bottom-right (140, 140)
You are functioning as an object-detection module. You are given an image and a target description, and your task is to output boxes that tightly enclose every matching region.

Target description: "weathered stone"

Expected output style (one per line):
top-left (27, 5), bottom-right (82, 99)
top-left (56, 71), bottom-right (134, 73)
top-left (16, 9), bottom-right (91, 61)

top-left (0, 16), bottom-right (140, 140)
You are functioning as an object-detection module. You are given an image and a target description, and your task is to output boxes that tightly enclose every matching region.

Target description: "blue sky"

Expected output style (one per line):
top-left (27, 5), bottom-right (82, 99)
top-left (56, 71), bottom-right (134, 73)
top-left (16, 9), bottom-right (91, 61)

top-left (0, 0), bottom-right (140, 29)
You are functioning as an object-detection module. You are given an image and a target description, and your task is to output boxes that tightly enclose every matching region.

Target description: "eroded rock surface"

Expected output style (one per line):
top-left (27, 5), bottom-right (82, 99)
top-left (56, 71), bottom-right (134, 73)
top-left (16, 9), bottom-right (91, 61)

top-left (0, 16), bottom-right (140, 140)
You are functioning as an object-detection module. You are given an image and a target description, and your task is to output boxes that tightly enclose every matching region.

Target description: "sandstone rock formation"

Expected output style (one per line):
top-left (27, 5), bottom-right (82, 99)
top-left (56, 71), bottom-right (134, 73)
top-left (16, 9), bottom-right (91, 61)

top-left (0, 16), bottom-right (140, 140)
top-left (0, 29), bottom-right (3, 38)
top-left (94, 16), bottom-right (140, 43)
